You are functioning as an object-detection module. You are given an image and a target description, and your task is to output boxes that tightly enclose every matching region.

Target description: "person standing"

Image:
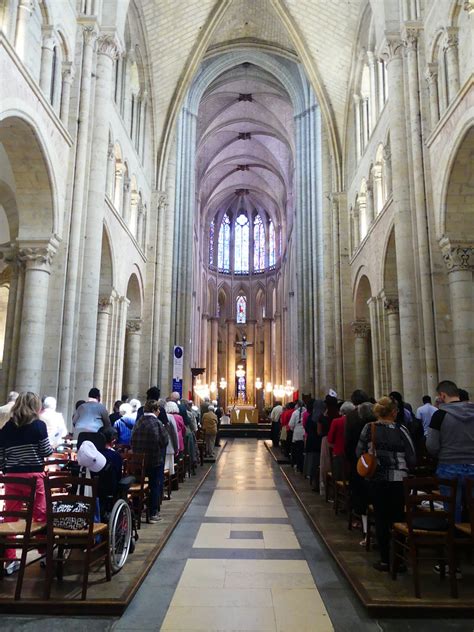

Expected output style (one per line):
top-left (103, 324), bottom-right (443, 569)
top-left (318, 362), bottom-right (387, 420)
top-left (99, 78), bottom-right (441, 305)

top-left (289, 401), bottom-right (306, 473)
top-left (357, 396), bottom-right (416, 572)
top-left (416, 395), bottom-right (438, 436)
top-left (39, 397), bottom-right (68, 448)
top-left (270, 401), bottom-right (283, 447)
top-left (72, 388), bottom-right (110, 438)
top-left (427, 380), bottom-right (474, 523)
top-left (0, 392), bottom-right (53, 574)
top-left (131, 400), bottom-right (168, 523)
top-left (201, 405), bottom-right (218, 458)
top-left (0, 391), bottom-right (19, 429)
top-left (327, 401), bottom-right (356, 481)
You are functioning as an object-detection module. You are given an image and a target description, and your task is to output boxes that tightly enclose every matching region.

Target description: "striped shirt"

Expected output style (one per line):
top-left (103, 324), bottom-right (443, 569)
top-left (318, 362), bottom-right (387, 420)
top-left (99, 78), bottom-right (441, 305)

top-left (0, 419), bottom-right (53, 472)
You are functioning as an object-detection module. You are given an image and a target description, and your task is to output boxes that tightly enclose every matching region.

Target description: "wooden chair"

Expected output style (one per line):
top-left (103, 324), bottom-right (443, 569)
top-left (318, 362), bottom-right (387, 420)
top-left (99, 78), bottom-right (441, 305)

top-left (391, 477), bottom-right (458, 599)
top-left (177, 456), bottom-right (185, 483)
top-left (0, 476), bottom-right (46, 599)
top-left (163, 468), bottom-right (172, 500)
top-left (127, 452), bottom-right (149, 528)
top-left (43, 475), bottom-right (111, 600)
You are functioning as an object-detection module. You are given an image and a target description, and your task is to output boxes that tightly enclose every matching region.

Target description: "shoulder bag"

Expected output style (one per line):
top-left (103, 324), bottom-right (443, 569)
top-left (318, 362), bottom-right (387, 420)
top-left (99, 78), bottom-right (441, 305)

top-left (357, 422), bottom-right (377, 478)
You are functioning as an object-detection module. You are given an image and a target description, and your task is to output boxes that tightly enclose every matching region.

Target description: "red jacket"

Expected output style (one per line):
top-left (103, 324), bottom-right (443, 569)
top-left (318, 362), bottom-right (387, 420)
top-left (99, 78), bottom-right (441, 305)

top-left (280, 409), bottom-right (292, 428)
top-left (327, 415), bottom-right (346, 457)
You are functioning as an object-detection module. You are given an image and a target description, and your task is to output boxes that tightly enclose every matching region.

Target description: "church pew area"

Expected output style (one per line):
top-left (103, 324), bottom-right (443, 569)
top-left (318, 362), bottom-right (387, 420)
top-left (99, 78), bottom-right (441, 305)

top-left (265, 441), bottom-right (474, 617)
top-left (0, 445), bottom-right (226, 616)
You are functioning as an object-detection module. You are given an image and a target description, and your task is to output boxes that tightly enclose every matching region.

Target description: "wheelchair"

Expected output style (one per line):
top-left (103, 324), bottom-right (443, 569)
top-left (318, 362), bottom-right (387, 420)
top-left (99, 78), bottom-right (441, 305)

top-left (62, 432), bottom-right (139, 573)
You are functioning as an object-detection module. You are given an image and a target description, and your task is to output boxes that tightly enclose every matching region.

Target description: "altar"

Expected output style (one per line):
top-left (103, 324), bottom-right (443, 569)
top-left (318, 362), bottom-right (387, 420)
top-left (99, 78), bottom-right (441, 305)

top-left (230, 405), bottom-right (259, 424)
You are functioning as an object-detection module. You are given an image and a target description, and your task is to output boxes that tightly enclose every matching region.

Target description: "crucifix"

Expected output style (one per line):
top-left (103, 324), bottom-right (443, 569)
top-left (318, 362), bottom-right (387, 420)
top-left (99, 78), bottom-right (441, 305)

top-left (234, 334), bottom-right (253, 360)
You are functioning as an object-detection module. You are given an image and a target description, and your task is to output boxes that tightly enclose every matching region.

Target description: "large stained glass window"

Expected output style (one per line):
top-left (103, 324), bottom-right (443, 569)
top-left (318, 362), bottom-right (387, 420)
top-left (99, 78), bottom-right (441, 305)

top-left (253, 214), bottom-right (265, 272)
top-left (218, 213), bottom-right (230, 272)
top-left (234, 213), bottom-right (249, 273)
top-left (236, 295), bottom-right (247, 324)
top-left (209, 219), bottom-right (215, 266)
top-left (269, 220), bottom-right (276, 267)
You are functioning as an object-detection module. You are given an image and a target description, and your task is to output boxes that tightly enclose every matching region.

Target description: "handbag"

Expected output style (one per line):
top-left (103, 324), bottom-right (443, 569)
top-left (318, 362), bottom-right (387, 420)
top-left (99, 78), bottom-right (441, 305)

top-left (357, 422), bottom-right (377, 478)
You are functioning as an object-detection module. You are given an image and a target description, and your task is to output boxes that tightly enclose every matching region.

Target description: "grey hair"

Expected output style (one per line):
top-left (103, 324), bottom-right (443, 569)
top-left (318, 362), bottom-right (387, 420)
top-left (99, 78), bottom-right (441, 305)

top-left (208, 405), bottom-right (215, 412)
top-left (358, 402), bottom-right (376, 421)
top-left (340, 401), bottom-right (355, 415)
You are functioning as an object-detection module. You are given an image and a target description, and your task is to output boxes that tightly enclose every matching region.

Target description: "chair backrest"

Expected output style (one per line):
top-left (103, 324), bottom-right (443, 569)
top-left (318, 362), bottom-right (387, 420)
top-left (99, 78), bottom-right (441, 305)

top-left (0, 476), bottom-right (36, 533)
top-left (127, 452), bottom-right (146, 490)
top-left (77, 432), bottom-right (106, 451)
top-left (465, 478), bottom-right (474, 536)
top-left (403, 476), bottom-right (457, 535)
top-left (45, 475), bottom-right (98, 537)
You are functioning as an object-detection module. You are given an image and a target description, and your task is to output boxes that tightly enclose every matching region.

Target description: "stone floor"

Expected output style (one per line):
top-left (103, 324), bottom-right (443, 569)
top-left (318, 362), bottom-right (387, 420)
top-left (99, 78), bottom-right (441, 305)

top-left (2, 440), bottom-right (474, 631)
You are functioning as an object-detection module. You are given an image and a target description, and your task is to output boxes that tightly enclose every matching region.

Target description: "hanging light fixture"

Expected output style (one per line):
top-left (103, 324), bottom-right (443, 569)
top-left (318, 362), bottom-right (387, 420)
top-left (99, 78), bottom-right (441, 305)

top-left (255, 377), bottom-right (263, 390)
top-left (219, 377), bottom-right (227, 390)
top-left (194, 375), bottom-right (210, 400)
top-left (235, 364), bottom-right (246, 378)
top-left (273, 384), bottom-right (285, 399)
top-left (266, 382), bottom-right (273, 393)
top-left (210, 381), bottom-right (217, 394)
top-left (284, 380), bottom-right (295, 398)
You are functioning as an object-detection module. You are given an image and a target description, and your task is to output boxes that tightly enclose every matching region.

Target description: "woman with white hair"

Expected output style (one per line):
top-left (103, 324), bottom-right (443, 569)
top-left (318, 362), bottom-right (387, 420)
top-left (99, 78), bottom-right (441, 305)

top-left (163, 400), bottom-right (179, 475)
top-left (113, 402), bottom-right (135, 446)
top-left (40, 397), bottom-right (68, 448)
top-left (165, 401), bottom-right (185, 454)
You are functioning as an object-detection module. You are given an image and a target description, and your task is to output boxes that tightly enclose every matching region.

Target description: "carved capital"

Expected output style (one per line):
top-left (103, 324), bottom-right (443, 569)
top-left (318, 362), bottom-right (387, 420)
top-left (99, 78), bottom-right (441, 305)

top-left (439, 237), bottom-right (474, 272)
top-left (384, 297), bottom-right (399, 314)
top-left (96, 34), bottom-right (121, 60)
top-left (424, 63), bottom-right (438, 85)
top-left (383, 144), bottom-right (391, 164)
top-left (17, 239), bottom-right (58, 271)
top-left (82, 25), bottom-right (98, 46)
top-left (464, 1), bottom-right (474, 16)
top-left (123, 176), bottom-right (131, 192)
top-left (107, 141), bottom-right (115, 161)
top-left (157, 191), bottom-right (168, 212)
top-left (351, 320), bottom-right (370, 338)
top-left (444, 27), bottom-right (459, 51)
top-left (62, 62), bottom-right (75, 84)
top-left (98, 296), bottom-right (112, 312)
top-left (41, 27), bottom-right (56, 51)
top-left (126, 318), bottom-right (142, 333)
top-left (402, 25), bottom-right (420, 51)
top-left (382, 34), bottom-right (404, 63)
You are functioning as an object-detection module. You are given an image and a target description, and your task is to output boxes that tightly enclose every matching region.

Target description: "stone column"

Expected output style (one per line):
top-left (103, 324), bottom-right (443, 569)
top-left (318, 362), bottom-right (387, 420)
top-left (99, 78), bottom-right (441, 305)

top-left (425, 63), bottom-right (440, 128)
top-left (353, 205), bottom-right (360, 246)
top-left (247, 320), bottom-right (256, 405)
top-left (383, 144), bottom-right (392, 197)
top-left (366, 179), bottom-right (374, 227)
top-left (330, 194), bottom-right (344, 396)
top-left (440, 240), bottom-right (474, 391)
top-left (210, 317), bottom-right (218, 384)
top-left (444, 28), bottom-right (460, 103)
top-left (384, 35), bottom-right (421, 403)
top-left (136, 200), bottom-right (144, 247)
top-left (0, 249), bottom-right (20, 398)
top-left (75, 33), bottom-right (120, 398)
top-left (201, 314), bottom-right (209, 369)
top-left (367, 51), bottom-right (379, 128)
top-left (226, 319), bottom-right (236, 404)
top-left (115, 54), bottom-right (123, 106)
top-left (15, 0), bottom-right (33, 62)
top-left (58, 25), bottom-right (97, 415)
top-left (404, 27), bottom-right (438, 394)
top-left (351, 320), bottom-right (371, 395)
top-left (367, 297), bottom-right (381, 398)
top-left (263, 317), bottom-right (272, 406)
top-left (106, 141), bottom-right (115, 199)
top-left (93, 296), bottom-right (111, 393)
top-left (384, 297), bottom-right (403, 393)
top-left (39, 30), bottom-right (55, 100)
top-left (124, 318), bottom-right (142, 398)
top-left (60, 62), bottom-right (74, 126)
top-left (113, 162), bottom-right (124, 211)
top-left (122, 175), bottom-right (131, 222)
top-left (353, 94), bottom-right (362, 158)
top-left (275, 312), bottom-right (282, 386)
top-left (16, 241), bottom-right (58, 393)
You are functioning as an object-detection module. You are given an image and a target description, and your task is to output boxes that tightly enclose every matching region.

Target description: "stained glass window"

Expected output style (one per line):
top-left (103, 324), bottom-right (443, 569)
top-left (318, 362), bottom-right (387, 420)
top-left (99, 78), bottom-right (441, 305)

top-left (209, 219), bottom-right (215, 266)
top-left (269, 220), bottom-right (276, 267)
top-left (218, 213), bottom-right (230, 272)
top-left (234, 213), bottom-right (249, 273)
top-left (253, 214), bottom-right (265, 272)
top-left (236, 295), bottom-right (246, 324)
top-left (237, 376), bottom-right (246, 401)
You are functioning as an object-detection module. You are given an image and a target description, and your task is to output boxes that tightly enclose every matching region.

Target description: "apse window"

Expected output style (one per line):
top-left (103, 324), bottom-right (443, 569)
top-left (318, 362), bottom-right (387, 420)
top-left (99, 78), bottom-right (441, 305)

top-left (254, 214), bottom-right (265, 272)
top-left (234, 213), bottom-right (249, 273)
top-left (236, 295), bottom-right (247, 324)
top-left (218, 213), bottom-right (230, 272)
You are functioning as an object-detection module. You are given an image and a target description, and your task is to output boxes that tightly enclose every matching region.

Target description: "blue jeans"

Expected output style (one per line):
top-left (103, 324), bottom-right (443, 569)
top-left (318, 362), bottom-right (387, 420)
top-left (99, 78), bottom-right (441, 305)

top-left (437, 463), bottom-right (474, 523)
top-left (157, 448), bottom-right (166, 499)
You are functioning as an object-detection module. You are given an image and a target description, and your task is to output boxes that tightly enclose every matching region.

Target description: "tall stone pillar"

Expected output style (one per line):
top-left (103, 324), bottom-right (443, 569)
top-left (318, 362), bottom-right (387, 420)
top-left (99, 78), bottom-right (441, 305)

top-left (404, 27), bottom-right (438, 394)
top-left (58, 24), bottom-right (97, 415)
top-left (384, 297), bottom-right (403, 393)
top-left (353, 94), bottom-right (362, 159)
top-left (383, 144), bottom-right (392, 197)
top-left (39, 30), bottom-right (55, 99)
top-left (106, 141), bottom-right (115, 199)
top-left (60, 62), bottom-right (74, 126)
top-left (274, 312), bottom-right (282, 386)
top-left (444, 28), bottom-right (460, 103)
top-left (113, 163), bottom-right (124, 212)
top-left (367, 51), bottom-right (379, 128)
top-left (351, 320), bottom-right (371, 396)
top-left (263, 317), bottom-right (272, 406)
top-left (210, 317), bottom-right (218, 384)
top-left (425, 64), bottom-right (440, 128)
top-left (441, 240), bottom-right (474, 392)
top-left (124, 318), bottom-right (142, 398)
top-left (75, 33), bottom-right (120, 398)
top-left (16, 240), bottom-right (58, 393)
top-left (330, 194), bottom-right (344, 396)
top-left (247, 320), bottom-right (256, 405)
top-left (122, 176), bottom-right (131, 223)
top-left (366, 179), bottom-right (374, 226)
top-left (200, 314), bottom-right (208, 369)
top-left (94, 296), bottom-right (111, 393)
top-left (384, 35), bottom-right (421, 403)
top-left (15, 0), bottom-right (33, 62)
top-left (353, 205), bottom-right (360, 246)
top-left (226, 319), bottom-right (236, 404)
top-left (0, 249), bottom-right (20, 398)
top-left (367, 297), bottom-right (380, 398)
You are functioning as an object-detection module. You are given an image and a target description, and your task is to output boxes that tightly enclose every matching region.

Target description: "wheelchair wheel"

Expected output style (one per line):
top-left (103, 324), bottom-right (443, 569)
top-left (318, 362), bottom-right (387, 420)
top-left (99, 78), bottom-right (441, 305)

top-left (109, 498), bottom-right (132, 573)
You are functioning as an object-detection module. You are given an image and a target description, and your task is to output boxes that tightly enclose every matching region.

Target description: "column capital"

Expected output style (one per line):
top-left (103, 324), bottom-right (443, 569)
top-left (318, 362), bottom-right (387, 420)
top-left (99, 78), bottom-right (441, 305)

top-left (62, 61), bottom-right (75, 84)
top-left (107, 141), bottom-right (115, 160)
top-left (443, 27), bottom-right (459, 51)
top-left (82, 24), bottom-right (98, 46)
top-left (402, 23), bottom-right (422, 51)
top-left (157, 191), bottom-right (169, 212)
top-left (123, 176), bottom-right (131, 192)
top-left (439, 237), bottom-right (474, 272)
top-left (464, 1), bottom-right (474, 16)
top-left (96, 33), bottom-right (121, 60)
top-left (126, 318), bottom-right (142, 333)
top-left (424, 62), bottom-right (438, 85)
top-left (17, 238), bottom-right (58, 271)
top-left (98, 296), bottom-right (112, 312)
top-left (41, 26), bottom-right (56, 50)
top-left (351, 320), bottom-right (370, 338)
top-left (382, 33), bottom-right (404, 63)
top-left (383, 296), bottom-right (400, 314)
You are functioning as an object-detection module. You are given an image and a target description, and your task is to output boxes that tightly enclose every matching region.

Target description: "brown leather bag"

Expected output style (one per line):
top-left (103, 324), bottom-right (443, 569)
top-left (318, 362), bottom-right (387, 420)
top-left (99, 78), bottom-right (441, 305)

top-left (357, 422), bottom-right (377, 478)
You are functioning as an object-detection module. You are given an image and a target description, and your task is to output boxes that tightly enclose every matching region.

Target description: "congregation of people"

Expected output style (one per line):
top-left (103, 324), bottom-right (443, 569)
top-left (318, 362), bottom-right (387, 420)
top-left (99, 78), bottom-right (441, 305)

top-left (0, 386), bottom-right (214, 577)
top-left (270, 381), bottom-right (474, 575)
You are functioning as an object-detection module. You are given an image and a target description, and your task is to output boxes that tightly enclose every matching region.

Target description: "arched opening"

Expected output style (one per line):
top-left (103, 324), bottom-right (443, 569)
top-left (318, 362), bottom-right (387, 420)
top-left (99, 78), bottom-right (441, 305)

top-left (353, 274), bottom-right (374, 396)
top-left (383, 229), bottom-right (402, 393)
top-left (123, 272), bottom-right (143, 399)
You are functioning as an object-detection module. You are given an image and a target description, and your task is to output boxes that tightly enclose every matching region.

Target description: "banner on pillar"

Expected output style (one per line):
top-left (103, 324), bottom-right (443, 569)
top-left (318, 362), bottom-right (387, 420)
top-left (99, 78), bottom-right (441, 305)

top-left (173, 346), bottom-right (184, 380)
top-left (172, 378), bottom-right (183, 398)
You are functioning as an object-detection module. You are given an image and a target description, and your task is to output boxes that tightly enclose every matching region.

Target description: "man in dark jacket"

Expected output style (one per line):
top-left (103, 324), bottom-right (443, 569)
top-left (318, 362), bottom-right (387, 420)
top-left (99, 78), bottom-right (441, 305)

top-left (427, 380), bottom-right (474, 522)
top-left (131, 400), bottom-right (168, 523)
